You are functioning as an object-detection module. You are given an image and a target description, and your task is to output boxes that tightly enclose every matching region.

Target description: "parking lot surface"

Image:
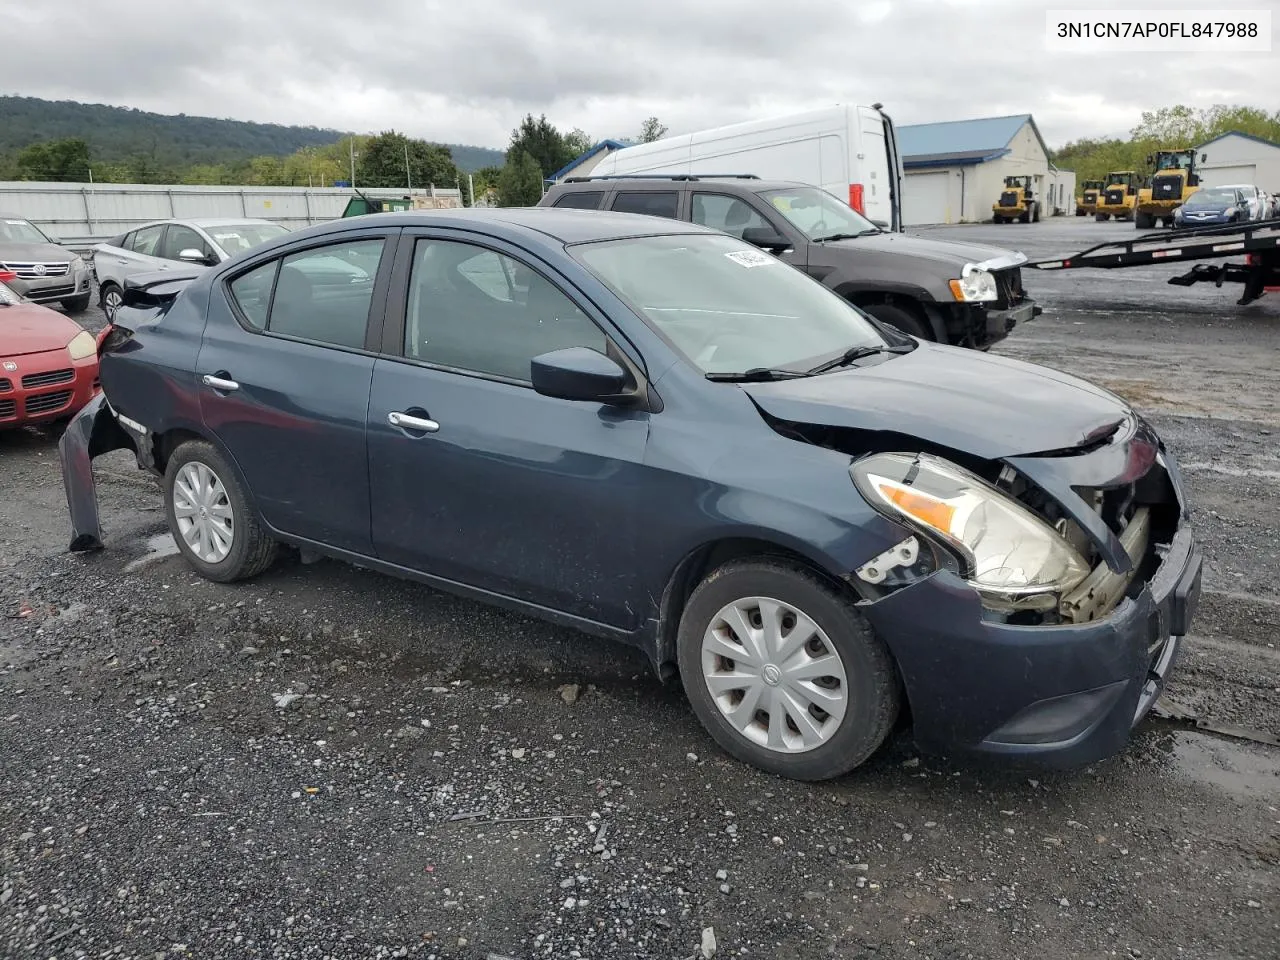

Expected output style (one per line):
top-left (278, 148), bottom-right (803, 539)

top-left (2, 218), bottom-right (1278, 959)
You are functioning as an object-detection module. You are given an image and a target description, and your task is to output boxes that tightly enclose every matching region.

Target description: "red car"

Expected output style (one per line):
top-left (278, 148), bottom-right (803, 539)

top-left (0, 271), bottom-right (100, 430)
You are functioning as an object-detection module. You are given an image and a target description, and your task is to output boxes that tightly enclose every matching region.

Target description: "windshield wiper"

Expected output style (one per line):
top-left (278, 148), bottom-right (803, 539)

top-left (705, 367), bottom-right (812, 383)
top-left (812, 230), bottom-right (880, 243)
top-left (806, 343), bottom-right (913, 374)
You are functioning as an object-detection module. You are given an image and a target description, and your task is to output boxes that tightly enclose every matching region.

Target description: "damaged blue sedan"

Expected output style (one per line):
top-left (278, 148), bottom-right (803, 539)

top-left (60, 208), bottom-right (1201, 780)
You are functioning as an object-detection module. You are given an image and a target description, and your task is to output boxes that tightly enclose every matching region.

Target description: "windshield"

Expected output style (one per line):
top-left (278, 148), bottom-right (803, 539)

top-left (759, 187), bottom-right (879, 241)
top-left (0, 217), bottom-right (51, 244)
top-left (206, 223), bottom-right (290, 256)
top-left (1155, 152), bottom-right (1192, 171)
top-left (572, 233), bottom-right (885, 375)
top-left (1105, 174), bottom-right (1130, 186)
top-left (1186, 188), bottom-right (1238, 207)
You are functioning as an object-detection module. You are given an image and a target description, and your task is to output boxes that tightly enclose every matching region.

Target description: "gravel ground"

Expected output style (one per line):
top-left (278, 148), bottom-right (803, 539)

top-left (2, 219), bottom-right (1278, 959)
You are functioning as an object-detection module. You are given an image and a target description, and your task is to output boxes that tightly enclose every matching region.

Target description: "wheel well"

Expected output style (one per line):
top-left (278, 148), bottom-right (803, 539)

top-left (653, 538), bottom-right (848, 683)
top-left (152, 428), bottom-right (204, 474)
top-left (844, 291), bottom-right (937, 342)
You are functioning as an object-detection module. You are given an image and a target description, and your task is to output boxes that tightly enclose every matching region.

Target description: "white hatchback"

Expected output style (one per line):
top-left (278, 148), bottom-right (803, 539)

top-left (92, 219), bottom-right (291, 319)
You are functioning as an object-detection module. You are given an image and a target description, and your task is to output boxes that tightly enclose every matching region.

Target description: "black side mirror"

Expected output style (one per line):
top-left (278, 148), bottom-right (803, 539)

top-left (740, 225), bottom-right (791, 252)
top-left (531, 347), bottom-right (630, 402)
top-left (870, 219), bottom-right (889, 230)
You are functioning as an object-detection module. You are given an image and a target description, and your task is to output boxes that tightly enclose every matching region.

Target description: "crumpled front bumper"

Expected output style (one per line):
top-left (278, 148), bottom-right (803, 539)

top-left (58, 392), bottom-right (138, 552)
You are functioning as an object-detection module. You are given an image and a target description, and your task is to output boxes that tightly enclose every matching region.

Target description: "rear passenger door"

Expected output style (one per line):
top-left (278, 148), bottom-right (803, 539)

top-left (196, 230), bottom-right (396, 554)
top-left (102, 224), bottom-right (169, 284)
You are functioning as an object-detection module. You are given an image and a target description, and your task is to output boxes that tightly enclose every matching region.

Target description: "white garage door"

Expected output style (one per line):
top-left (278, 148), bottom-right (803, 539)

top-left (1203, 164), bottom-right (1256, 187)
top-left (903, 171), bottom-right (950, 225)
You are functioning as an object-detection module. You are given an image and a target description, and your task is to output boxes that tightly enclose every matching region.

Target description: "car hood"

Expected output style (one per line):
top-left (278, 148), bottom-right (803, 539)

top-left (1, 302), bottom-right (83, 356)
top-left (825, 231), bottom-right (1022, 269)
top-left (0, 241), bottom-right (76, 264)
top-left (741, 342), bottom-right (1131, 460)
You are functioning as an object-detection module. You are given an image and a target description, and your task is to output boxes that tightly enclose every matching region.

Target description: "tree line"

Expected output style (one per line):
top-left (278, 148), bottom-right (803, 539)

top-left (1052, 104), bottom-right (1280, 184)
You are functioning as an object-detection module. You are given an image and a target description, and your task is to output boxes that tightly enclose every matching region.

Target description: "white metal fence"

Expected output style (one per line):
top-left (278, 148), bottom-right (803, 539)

top-left (0, 181), bottom-right (464, 248)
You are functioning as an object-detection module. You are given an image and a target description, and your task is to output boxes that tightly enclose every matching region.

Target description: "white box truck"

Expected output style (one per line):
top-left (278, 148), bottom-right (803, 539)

top-left (584, 104), bottom-right (904, 230)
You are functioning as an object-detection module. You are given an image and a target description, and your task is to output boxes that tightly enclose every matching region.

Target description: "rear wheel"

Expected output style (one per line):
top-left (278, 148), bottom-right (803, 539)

top-left (163, 440), bottom-right (277, 583)
top-left (859, 301), bottom-right (930, 340)
top-left (1018, 206), bottom-right (1031, 224)
top-left (61, 293), bottom-right (91, 314)
top-left (99, 282), bottom-right (123, 321)
top-left (677, 559), bottom-right (900, 781)
top-left (1095, 213), bottom-right (1109, 221)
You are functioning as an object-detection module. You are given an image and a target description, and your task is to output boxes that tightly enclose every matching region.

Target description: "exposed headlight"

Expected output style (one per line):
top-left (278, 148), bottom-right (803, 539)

top-left (70, 256), bottom-right (86, 272)
top-left (949, 265), bottom-right (999, 302)
top-left (67, 330), bottom-right (97, 361)
top-left (851, 453), bottom-right (1090, 610)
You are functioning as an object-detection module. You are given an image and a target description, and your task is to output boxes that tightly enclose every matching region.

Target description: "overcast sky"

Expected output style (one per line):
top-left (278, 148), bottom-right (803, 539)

top-left (2, 0), bottom-right (1276, 149)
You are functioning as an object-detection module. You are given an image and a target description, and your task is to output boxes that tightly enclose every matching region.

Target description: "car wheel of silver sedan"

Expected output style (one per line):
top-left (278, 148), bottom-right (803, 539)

top-left (162, 439), bottom-right (277, 583)
top-left (677, 559), bottom-right (900, 780)
top-left (100, 283), bottom-right (123, 321)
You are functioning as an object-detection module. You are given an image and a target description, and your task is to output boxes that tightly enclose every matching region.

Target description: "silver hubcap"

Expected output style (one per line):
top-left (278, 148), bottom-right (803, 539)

top-left (173, 461), bottom-right (234, 563)
top-left (103, 290), bottom-right (122, 318)
top-left (701, 596), bottom-right (849, 753)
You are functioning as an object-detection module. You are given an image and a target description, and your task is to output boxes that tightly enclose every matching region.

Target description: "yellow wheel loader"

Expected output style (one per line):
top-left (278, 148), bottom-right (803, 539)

top-left (992, 176), bottom-right (1040, 224)
top-left (1076, 179), bottom-right (1104, 216)
top-left (1095, 171), bottom-right (1141, 221)
top-left (1135, 149), bottom-right (1201, 229)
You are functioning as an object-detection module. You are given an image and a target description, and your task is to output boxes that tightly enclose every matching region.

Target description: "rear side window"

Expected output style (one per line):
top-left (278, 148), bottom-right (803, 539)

top-left (610, 191), bottom-right (679, 219)
top-left (129, 225), bottom-right (165, 256)
top-left (228, 260), bottom-right (279, 331)
top-left (553, 191), bottom-right (605, 210)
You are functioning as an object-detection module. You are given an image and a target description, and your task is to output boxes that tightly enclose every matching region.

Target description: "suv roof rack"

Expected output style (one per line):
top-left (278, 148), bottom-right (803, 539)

top-left (561, 174), bottom-right (761, 183)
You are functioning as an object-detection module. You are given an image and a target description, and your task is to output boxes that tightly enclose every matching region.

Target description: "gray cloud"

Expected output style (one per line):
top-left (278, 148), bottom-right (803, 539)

top-left (1, 0), bottom-right (1274, 148)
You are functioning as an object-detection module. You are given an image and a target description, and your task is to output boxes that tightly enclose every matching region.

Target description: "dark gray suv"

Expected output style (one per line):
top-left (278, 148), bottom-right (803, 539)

top-left (540, 176), bottom-right (1039, 349)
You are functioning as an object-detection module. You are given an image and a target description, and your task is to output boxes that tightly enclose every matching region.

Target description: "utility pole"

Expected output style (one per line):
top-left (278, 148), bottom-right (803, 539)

top-left (405, 143), bottom-right (412, 191)
top-left (349, 137), bottom-right (357, 188)
top-left (468, 173), bottom-right (475, 207)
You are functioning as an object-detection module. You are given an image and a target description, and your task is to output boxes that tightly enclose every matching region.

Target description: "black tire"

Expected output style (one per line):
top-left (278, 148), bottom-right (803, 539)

top-left (1095, 213), bottom-right (1109, 221)
top-left (1032, 202), bottom-right (1041, 223)
top-left (163, 439), bottom-right (277, 583)
top-left (1018, 207), bottom-right (1030, 224)
top-left (860, 301), bottom-right (931, 340)
top-left (61, 293), bottom-right (91, 314)
top-left (99, 282), bottom-right (123, 321)
top-left (676, 559), bottom-right (900, 781)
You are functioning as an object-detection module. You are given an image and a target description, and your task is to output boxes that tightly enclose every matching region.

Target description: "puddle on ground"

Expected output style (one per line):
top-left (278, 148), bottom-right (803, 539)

top-left (1168, 730), bottom-right (1280, 800)
top-left (123, 533), bottom-right (180, 572)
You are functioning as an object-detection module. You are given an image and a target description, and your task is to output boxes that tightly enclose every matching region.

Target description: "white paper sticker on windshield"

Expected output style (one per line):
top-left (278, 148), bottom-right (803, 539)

top-left (724, 249), bottom-right (774, 268)
top-left (5, 219), bottom-right (26, 225)
top-left (212, 233), bottom-right (242, 240)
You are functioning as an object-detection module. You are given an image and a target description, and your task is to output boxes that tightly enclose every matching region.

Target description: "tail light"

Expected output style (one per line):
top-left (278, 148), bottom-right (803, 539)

top-left (849, 183), bottom-right (865, 215)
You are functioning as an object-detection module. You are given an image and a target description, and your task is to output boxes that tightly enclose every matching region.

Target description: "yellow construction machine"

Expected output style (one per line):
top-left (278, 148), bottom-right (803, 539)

top-left (1075, 179), bottom-right (1104, 216)
top-left (1094, 171), bottom-right (1142, 221)
top-left (1135, 149), bottom-right (1201, 229)
top-left (992, 175), bottom-right (1040, 224)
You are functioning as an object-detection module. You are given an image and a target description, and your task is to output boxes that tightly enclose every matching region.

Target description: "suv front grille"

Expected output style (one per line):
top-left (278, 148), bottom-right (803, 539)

top-left (0, 398), bottom-right (14, 419)
top-left (21, 369), bottom-right (73, 389)
top-left (992, 267), bottom-right (1025, 308)
top-left (0, 377), bottom-right (10, 392)
top-left (1, 261), bottom-right (71, 279)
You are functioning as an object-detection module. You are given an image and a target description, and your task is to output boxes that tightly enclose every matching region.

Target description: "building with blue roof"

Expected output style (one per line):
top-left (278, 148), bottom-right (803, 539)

top-left (545, 139), bottom-right (633, 185)
top-left (897, 114), bottom-right (1074, 225)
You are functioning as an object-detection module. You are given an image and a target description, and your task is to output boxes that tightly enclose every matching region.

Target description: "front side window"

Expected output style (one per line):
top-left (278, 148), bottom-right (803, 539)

top-left (573, 233), bottom-right (883, 375)
top-left (690, 193), bottom-right (772, 239)
top-left (207, 222), bottom-right (290, 257)
top-left (404, 238), bottom-right (606, 382)
top-left (761, 186), bottom-right (880, 241)
top-left (129, 225), bottom-right (165, 256)
top-left (610, 191), bottom-right (680, 219)
top-left (160, 224), bottom-right (214, 262)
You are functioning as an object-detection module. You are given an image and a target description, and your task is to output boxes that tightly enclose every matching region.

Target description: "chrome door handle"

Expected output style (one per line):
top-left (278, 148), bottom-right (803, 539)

top-left (201, 374), bottom-right (239, 392)
top-left (388, 411), bottom-right (439, 433)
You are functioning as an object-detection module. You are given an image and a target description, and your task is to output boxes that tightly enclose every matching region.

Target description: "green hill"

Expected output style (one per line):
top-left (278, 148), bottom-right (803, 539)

top-left (0, 96), bottom-right (504, 174)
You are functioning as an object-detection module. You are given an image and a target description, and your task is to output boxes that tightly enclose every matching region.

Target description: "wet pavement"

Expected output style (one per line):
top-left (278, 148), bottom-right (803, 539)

top-left (2, 218), bottom-right (1278, 959)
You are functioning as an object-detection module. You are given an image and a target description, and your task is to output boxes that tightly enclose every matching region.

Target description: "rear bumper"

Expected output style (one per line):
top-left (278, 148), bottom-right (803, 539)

top-left (0, 350), bottom-right (99, 430)
top-left (862, 522), bottom-right (1201, 768)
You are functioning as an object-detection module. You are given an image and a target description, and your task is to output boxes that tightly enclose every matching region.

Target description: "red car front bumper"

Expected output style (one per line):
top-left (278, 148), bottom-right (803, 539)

top-left (0, 349), bottom-right (100, 430)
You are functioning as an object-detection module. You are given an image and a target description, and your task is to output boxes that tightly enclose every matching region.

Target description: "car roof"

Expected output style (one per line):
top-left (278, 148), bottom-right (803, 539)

top-left (550, 177), bottom-right (814, 196)
top-left (0, 211), bottom-right (36, 221)
top-left (282, 207), bottom-right (719, 246)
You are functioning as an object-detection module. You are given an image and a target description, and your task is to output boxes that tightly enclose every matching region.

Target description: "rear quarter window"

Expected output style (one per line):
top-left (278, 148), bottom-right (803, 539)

top-left (610, 191), bottom-right (680, 219)
top-left (228, 260), bottom-right (279, 331)
top-left (553, 191), bottom-right (605, 210)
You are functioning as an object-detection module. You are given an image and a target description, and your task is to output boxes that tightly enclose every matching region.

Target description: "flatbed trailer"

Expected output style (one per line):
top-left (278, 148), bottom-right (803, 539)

top-left (1029, 218), bottom-right (1280, 305)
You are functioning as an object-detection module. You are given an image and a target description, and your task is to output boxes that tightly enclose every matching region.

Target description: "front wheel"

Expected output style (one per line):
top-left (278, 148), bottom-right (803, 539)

top-left (1095, 213), bottom-right (1109, 221)
top-left (859, 301), bottom-right (930, 340)
top-left (677, 560), bottom-right (900, 781)
top-left (61, 293), bottom-right (91, 314)
top-left (163, 440), bottom-right (277, 583)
